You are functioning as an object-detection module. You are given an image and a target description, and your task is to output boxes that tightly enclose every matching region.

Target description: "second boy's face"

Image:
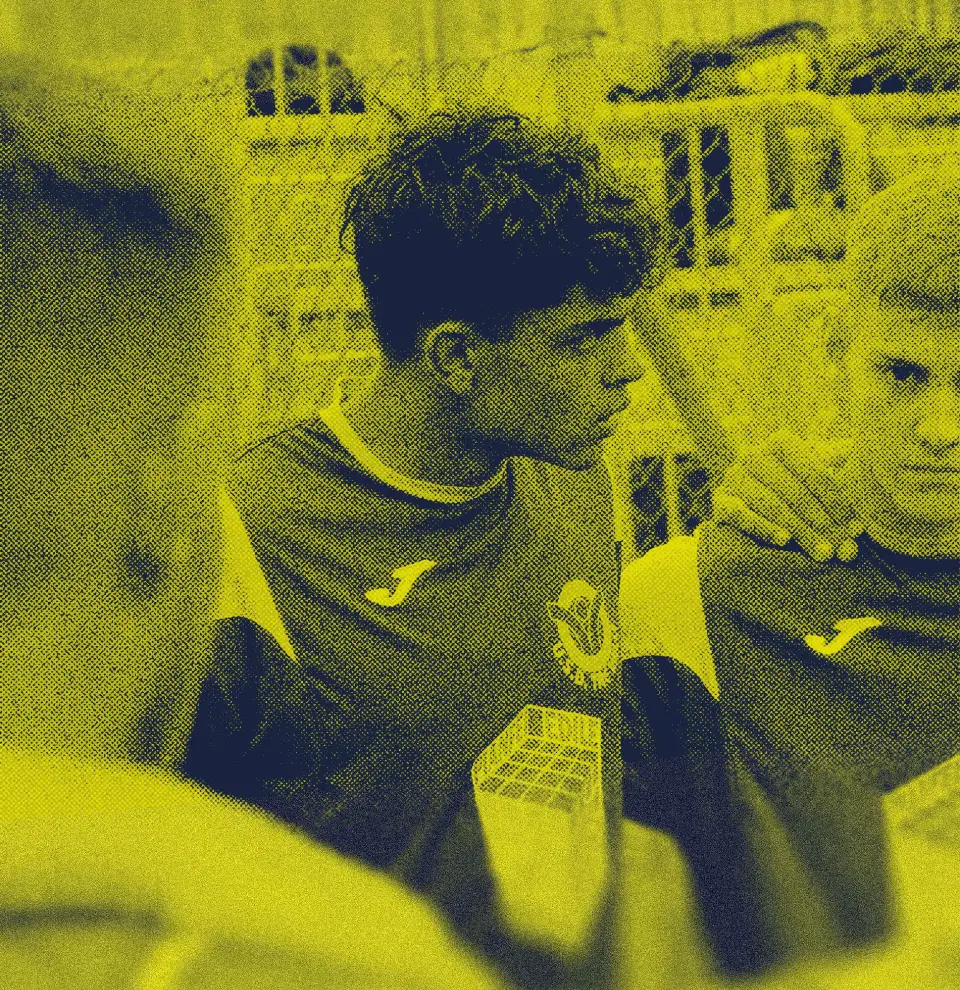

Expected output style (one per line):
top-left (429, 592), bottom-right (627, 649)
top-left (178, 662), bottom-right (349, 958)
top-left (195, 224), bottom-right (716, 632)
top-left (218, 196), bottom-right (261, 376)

top-left (839, 301), bottom-right (960, 532)
top-left (468, 288), bottom-right (645, 470)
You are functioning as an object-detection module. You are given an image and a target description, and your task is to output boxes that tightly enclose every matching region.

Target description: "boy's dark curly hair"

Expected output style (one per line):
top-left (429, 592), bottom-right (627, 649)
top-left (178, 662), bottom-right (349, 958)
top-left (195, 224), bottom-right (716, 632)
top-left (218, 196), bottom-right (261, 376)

top-left (341, 109), bottom-right (662, 362)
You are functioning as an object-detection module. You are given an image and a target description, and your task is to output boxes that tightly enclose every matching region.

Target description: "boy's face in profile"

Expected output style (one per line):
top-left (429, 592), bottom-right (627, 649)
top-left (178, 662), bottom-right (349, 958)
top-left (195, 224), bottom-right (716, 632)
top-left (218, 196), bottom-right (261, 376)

top-left (468, 288), bottom-right (643, 471)
top-left (838, 300), bottom-right (960, 532)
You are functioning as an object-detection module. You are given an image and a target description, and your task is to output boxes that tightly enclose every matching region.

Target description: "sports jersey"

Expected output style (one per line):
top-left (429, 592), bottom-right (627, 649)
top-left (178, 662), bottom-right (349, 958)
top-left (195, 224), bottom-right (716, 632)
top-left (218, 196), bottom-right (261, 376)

top-left (185, 402), bottom-right (624, 988)
top-left (622, 524), bottom-right (960, 792)
top-left (619, 525), bottom-right (899, 974)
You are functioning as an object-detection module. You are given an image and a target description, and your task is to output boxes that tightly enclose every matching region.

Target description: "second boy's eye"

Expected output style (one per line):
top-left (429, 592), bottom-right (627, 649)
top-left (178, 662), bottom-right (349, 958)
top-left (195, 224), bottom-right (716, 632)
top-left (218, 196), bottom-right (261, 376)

top-left (882, 360), bottom-right (929, 387)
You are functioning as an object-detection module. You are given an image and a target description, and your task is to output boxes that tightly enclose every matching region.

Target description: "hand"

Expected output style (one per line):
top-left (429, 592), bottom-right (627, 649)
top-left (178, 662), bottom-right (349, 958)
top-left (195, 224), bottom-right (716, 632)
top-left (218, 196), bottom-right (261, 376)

top-left (712, 430), bottom-right (865, 562)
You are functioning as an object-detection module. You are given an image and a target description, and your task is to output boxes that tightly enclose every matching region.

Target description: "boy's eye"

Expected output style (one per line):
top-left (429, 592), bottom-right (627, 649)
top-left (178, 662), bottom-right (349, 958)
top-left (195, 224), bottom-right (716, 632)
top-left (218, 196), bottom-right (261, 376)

top-left (884, 361), bottom-right (929, 386)
top-left (566, 323), bottom-right (618, 354)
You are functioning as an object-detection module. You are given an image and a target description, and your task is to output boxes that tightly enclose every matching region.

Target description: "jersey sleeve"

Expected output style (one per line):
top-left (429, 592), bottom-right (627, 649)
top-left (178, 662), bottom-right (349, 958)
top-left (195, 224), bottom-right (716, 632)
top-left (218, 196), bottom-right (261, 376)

top-left (186, 489), bottom-right (359, 833)
top-left (213, 486), bottom-right (295, 660)
top-left (618, 532), bottom-right (720, 700)
top-left (620, 534), bottom-right (893, 978)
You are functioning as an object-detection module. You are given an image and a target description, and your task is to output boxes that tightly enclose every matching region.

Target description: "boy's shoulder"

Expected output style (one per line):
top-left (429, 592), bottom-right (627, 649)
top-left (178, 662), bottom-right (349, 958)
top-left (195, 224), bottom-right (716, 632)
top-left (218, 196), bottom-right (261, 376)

top-left (618, 523), bottom-right (821, 697)
top-left (231, 419), bottom-right (343, 493)
top-left (696, 520), bottom-right (823, 583)
top-left (228, 418), bottom-right (384, 546)
top-left (619, 532), bottom-right (717, 696)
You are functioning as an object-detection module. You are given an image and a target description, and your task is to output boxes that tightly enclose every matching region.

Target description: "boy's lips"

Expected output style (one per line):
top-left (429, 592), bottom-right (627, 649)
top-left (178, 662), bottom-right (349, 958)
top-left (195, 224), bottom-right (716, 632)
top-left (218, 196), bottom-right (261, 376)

top-left (589, 401), bottom-right (631, 441)
top-left (902, 463), bottom-right (960, 483)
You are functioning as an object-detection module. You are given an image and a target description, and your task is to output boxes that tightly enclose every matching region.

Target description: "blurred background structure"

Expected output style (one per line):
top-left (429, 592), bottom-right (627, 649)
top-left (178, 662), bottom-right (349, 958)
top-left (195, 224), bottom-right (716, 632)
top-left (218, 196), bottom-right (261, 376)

top-left (9, 0), bottom-right (960, 557)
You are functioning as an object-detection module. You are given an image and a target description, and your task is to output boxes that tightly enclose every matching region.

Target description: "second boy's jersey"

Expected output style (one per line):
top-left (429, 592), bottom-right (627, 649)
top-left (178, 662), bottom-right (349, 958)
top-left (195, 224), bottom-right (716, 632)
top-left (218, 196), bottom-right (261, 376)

top-left (188, 403), bottom-right (623, 985)
top-left (621, 523), bottom-right (960, 794)
top-left (618, 524), bottom-right (928, 973)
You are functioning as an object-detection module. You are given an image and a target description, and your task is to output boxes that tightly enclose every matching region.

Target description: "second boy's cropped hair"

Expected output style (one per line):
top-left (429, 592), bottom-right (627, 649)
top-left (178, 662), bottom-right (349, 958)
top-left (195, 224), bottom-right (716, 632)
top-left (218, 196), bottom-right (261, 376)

top-left (847, 162), bottom-right (960, 310)
top-left (341, 109), bottom-right (662, 361)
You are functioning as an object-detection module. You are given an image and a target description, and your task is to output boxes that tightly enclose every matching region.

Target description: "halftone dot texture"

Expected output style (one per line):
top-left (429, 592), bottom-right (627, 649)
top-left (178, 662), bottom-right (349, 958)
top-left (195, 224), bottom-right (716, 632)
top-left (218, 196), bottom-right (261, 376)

top-left (848, 161), bottom-right (960, 307)
top-left (888, 751), bottom-right (960, 842)
top-left (472, 706), bottom-right (609, 954)
top-left (472, 704), bottom-right (603, 810)
top-left (18, 3), bottom-right (960, 554)
top-left (0, 749), bottom-right (505, 990)
top-left (696, 520), bottom-right (960, 832)
top-left (0, 54), bottom-right (243, 774)
top-left (10, 8), bottom-right (960, 987)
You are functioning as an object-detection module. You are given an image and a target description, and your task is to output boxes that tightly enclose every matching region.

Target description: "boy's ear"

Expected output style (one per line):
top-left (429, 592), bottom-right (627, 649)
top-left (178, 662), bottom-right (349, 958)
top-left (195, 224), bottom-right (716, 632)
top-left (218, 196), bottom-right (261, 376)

top-left (423, 322), bottom-right (480, 395)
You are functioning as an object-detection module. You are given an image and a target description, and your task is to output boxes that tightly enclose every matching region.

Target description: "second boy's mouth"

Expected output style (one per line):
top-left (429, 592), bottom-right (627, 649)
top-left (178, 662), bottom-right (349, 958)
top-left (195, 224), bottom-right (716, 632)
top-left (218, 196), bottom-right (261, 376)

top-left (902, 463), bottom-right (960, 483)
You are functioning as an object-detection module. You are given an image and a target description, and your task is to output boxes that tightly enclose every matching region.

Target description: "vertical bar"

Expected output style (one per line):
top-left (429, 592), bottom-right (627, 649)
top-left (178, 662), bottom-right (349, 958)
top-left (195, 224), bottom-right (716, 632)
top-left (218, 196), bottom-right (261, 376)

top-left (662, 446), bottom-right (682, 540)
top-left (605, 440), bottom-right (639, 565)
top-left (686, 125), bottom-right (710, 270)
top-left (687, 0), bottom-right (702, 43)
top-left (607, 0), bottom-right (626, 44)
top-left (547, 0), bottom-right (597, 126)
top-left (497, 0), bottom-right (516, 50)
top-left (686, 124), bottom-right (712, 319)
top-left (830, 102), bottom-right (871, 214)
top-left (0, 0), bottom-right (23, 54)
top-left (273, 44), bottom-right (287, 117)
top-left (727, 114), bottom-right (771, 326)
top-left (931, 0), bottom-right (944, 34)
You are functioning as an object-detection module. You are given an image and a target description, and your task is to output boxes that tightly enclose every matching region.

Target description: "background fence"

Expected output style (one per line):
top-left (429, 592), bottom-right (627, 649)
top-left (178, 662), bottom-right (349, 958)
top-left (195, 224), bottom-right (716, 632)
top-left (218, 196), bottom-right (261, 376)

top-left (232, 70), bottom-right (960, 556)
top-left (9, 2), bottom-right (960, 556)
top-left (232, 43), bottom-right (960, 557)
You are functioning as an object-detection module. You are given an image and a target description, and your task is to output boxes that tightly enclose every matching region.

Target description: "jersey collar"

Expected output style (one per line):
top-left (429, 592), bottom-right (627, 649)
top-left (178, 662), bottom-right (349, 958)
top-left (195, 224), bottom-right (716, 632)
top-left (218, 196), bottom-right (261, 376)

top-left (318, 401), bottom-right (508, 505)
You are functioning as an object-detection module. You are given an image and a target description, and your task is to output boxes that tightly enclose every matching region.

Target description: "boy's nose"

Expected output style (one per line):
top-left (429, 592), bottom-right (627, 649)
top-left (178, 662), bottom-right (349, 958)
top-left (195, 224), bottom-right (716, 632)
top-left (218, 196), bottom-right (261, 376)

top-left (603, 325), bottom-right (646, 389)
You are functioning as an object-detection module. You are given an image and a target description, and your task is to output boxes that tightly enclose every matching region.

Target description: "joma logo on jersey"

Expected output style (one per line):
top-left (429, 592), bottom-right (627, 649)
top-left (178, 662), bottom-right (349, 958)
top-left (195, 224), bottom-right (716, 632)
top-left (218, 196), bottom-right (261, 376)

top-left (548, 580), bottom-right (616, 690)
top-left (365, 560), bottom-right (438, 607)
top-left (804, 617), bottom-right (882, 656)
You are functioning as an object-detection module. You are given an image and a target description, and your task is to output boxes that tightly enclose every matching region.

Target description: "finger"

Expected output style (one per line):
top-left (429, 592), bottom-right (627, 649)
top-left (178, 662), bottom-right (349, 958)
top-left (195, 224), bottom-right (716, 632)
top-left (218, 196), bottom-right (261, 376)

top-left (812, 438), bottom-right (867, 536)
top-left (767, 430), bottom-right (851, 511)
top-left (740, 446), bottom-right (837, 538)
top-left (715, 485), bottom-right (859, 561)
top-left (719, 464), bottom-right (836, 561)
top-left (766, 431), bottom-right (860, 531)
top-left (712, 488), bottom-right (791, 548)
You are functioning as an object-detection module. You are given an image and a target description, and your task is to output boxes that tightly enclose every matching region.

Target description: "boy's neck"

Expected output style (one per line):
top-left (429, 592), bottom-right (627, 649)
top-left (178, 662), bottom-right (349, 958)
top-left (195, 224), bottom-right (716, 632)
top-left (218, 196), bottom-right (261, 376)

top-left (343, 365), bottom-right (504, 488)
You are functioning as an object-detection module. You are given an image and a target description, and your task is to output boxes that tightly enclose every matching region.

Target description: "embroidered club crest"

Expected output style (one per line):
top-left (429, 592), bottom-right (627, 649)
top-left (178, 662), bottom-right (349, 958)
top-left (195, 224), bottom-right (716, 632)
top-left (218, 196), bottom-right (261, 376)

top-left (548, 580), bottom-right (617, 690)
